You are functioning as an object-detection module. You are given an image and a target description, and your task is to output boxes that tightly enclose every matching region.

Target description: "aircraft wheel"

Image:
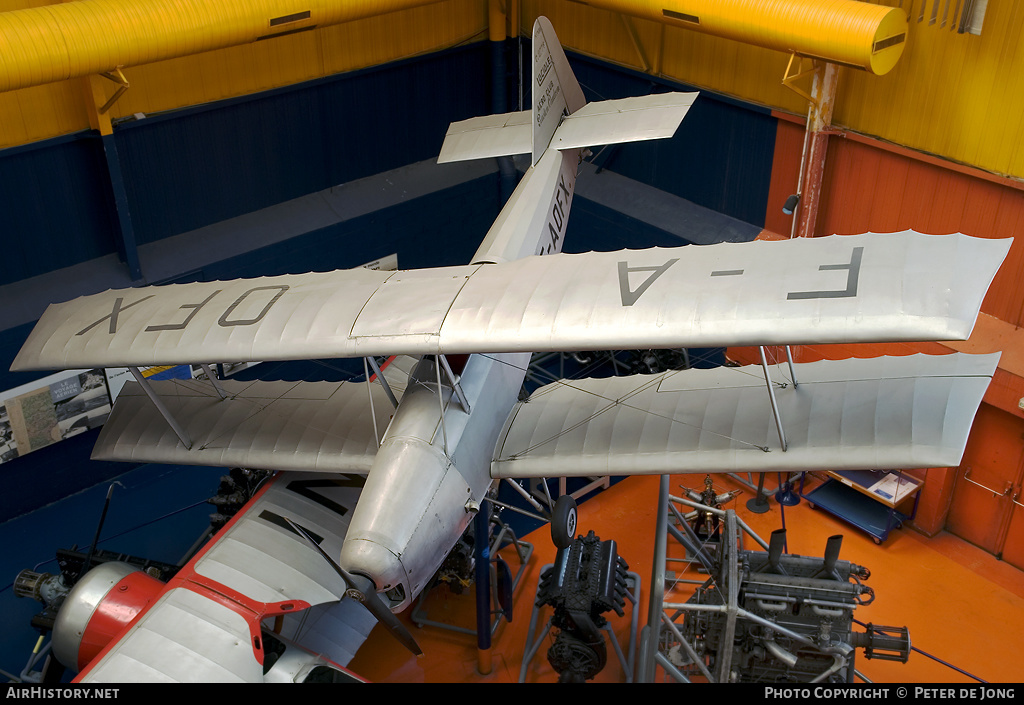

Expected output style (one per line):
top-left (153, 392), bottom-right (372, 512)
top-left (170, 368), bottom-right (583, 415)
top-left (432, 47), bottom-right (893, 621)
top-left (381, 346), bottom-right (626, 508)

top-left (551, 494), bottom-right (577, 549)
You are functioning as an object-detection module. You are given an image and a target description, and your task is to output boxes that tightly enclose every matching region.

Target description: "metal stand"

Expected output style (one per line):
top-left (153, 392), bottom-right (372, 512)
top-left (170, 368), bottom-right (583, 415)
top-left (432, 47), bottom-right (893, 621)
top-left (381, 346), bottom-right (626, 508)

top-left (639, 476), bottom-right (770, 683)
top-left (746, 472), bottom-right (771, 513)
top-left (518, 566), bottom-right (641, 683)
top-left (637, 482), bottom-right (901, 683)
top-left (410, 518), bottom-right (533, 639)
top-left (775, 471), bottom-right (802, 506)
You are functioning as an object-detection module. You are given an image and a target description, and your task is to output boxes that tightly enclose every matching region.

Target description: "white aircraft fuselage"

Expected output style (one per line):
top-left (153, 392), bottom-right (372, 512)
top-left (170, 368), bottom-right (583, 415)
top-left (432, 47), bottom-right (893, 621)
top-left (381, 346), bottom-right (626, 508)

top-left (340, 147), bottom-right (580, 610)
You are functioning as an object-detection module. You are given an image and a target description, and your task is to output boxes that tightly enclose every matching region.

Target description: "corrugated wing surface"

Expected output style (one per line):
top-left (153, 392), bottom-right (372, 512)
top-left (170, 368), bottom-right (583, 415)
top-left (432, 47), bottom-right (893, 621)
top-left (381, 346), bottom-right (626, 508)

top-left (492, 352), bottom-right (1000, 477)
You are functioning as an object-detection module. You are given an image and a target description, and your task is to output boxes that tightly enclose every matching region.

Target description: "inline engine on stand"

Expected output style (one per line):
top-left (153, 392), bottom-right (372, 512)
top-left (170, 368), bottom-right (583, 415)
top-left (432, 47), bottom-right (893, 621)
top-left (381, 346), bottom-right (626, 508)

top-left (662, 508), bottom-right (910, 683)
top-left (535, 530), bottom-right (630, 682)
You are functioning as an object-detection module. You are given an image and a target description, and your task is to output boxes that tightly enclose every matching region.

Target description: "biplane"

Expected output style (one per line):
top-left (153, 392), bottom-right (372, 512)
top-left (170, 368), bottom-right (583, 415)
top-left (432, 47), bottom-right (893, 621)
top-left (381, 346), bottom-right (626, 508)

top-left (11, 17), bottom-right (1009, 682)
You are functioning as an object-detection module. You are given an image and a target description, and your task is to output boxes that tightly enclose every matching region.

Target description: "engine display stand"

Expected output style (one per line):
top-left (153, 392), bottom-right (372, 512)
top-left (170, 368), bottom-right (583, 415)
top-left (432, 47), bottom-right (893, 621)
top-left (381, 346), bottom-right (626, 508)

top-left (410, 519), bottom-right (533, 638)
top-left (518, 566), bottom-right (641, 683)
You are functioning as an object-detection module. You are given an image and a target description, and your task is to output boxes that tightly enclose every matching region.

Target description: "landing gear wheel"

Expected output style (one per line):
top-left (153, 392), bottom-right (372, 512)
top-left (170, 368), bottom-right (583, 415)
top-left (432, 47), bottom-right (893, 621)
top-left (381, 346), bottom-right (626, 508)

top-left (551, 494), bottom-right (578, 549)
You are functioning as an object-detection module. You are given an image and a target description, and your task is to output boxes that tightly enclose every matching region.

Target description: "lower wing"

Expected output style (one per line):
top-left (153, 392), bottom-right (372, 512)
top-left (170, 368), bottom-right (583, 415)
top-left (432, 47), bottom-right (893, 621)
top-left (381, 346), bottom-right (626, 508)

top-left (91, 359), bottom-right (416, 471)
top-left (491, 352), bottom-right (999, 478)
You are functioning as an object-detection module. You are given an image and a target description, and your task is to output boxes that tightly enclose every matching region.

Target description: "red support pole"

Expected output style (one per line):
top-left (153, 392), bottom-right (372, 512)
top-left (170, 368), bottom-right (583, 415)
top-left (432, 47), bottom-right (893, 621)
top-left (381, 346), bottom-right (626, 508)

top-left (795, 62), bottom-right (839, 239)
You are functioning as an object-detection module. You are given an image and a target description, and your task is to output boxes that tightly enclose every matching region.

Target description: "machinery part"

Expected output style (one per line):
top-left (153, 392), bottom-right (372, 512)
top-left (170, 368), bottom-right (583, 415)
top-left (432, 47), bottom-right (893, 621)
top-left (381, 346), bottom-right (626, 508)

top-left (536, 530), bottom-right (629, 682)
top-left (551, 494), bottom-right (578, 549)
top-left (283, 517), bottom-right (423, 657)
top-left (51, 561), bottom-right (164, 671)
top-left (432, 530), bottom-right (476, 593)
top-left (548, 626), bottom-right (606, 683)
top-left (208, 468), bottom-right (271, 531)
top-left (13, 570), bottom-right (72, 633)
top-left (851, 623), bottom-right (912, 663)
top-left (14, 570), bottom-right (70, 609)
top-left (681, 475), bottom-right (742, 540)
top-left (662, 510), bottom-right (909, 683)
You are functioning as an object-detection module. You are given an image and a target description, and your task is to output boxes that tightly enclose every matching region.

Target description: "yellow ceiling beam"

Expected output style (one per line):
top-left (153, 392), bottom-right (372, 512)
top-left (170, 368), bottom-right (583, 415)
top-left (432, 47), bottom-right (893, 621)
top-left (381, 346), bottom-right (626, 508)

top-left (569, 0), bottom-right (908, 75)
top-left (0, 0), bottom-right (449, 93)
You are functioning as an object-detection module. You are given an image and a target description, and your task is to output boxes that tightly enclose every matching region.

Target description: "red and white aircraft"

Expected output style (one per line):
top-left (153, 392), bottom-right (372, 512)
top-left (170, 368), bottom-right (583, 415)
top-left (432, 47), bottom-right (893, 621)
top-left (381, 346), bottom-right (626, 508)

top-left (12, 17), bottom-right (1009, 682)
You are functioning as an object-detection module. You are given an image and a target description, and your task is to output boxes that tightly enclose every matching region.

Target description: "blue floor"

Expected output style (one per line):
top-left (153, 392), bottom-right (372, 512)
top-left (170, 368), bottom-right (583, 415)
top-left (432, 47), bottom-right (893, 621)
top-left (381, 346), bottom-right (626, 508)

top-left (0, 463), bottom-right (225, 682)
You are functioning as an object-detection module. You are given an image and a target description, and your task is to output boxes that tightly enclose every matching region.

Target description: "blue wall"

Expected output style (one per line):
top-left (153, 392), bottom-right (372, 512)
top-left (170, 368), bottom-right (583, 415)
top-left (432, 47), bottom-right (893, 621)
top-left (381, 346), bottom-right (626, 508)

top-left (0, 135), bottom-right (119, 285)
top-left (568, 55), bottom-right (777, 228)
top-left (0, 40), bottom-right (775, 288)
top-left (0, 43), bottom-right (494, 288)
top-left (113, 45), bottom-right (493, 246)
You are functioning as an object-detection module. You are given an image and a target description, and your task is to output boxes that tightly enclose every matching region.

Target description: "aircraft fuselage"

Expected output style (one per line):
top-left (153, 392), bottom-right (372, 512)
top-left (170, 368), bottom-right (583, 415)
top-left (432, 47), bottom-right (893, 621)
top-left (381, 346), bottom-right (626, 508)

top-left (339, 147), bottom-right (579, 611)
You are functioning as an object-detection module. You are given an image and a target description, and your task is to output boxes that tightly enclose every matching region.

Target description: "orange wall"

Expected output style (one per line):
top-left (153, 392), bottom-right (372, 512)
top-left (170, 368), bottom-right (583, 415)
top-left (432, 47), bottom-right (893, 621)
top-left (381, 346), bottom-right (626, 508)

top-left (765, 118), bottom-right (1024, 326)
top-left (755, 117), bottom-right (1024, 537)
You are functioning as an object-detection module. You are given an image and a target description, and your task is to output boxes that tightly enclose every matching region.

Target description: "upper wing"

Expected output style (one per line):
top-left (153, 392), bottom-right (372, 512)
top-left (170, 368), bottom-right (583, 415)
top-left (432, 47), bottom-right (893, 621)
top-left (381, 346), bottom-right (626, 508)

top-left (12, 232), bottom-right (1010, 371)
top-left (78, 471), bottom-right (371, 682)
top-left (491, 352), bottom-right (1000, 478)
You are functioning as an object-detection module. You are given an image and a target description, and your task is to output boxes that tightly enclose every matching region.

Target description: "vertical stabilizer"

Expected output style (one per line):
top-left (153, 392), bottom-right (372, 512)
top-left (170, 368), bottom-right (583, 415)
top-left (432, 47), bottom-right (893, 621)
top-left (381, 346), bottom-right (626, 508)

top-left (532, 17), bottom-right (586, 165)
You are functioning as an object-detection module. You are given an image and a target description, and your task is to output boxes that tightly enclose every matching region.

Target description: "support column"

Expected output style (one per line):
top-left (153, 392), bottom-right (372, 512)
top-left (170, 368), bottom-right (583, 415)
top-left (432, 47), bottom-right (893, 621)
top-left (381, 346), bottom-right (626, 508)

top-left (82, 71), bottom-right (142, 282)
top-left (794, 62), bottom-right (839, 239)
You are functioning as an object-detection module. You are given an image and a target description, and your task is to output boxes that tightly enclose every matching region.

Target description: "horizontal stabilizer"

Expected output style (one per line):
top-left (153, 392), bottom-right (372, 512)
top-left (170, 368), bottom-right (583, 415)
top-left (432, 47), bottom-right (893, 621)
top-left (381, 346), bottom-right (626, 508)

top-left (491, 352), bottom-right (999, 478)
top-left (437, 110), bottom-right (532, 163)
top-left (92, 377), bottom-right (393, 472)
top-left (551, 93), bottom-right (698, 151)
top-left (12, 232), bottom-right (1011, 370)
top-left (437, 93), bottom-right (697, 163)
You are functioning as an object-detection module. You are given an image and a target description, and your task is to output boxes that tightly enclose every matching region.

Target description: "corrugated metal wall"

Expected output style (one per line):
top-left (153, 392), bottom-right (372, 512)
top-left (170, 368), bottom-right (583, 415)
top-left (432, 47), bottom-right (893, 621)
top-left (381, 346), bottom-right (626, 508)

top-left (113, 44), bottom-right (491, 245)
top-left (814, 135), bottom-right (1024, 326)
top-left (837, 0), bottom-right (1024, 180)
top-left (0, 134), bottom-right (118, 283)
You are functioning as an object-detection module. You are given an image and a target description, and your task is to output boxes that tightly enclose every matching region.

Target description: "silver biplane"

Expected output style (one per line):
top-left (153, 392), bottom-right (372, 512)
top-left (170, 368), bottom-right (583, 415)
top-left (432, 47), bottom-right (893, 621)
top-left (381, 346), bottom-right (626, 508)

top-left (11, 18), bottom-right (1009, 683)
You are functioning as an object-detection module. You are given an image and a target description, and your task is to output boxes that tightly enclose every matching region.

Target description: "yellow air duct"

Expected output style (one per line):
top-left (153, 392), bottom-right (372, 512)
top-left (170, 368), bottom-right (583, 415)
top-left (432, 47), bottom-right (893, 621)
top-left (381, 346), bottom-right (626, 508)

top-left (0, 0), bottom-right (448, 93)
top-left (572, 0), bottom-right (908, 75)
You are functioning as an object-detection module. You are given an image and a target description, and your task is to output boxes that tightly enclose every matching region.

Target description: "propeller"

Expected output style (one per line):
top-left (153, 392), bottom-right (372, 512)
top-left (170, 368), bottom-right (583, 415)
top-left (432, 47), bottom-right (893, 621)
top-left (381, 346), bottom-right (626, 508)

top-left (283, 517), bottom-right (423, 657)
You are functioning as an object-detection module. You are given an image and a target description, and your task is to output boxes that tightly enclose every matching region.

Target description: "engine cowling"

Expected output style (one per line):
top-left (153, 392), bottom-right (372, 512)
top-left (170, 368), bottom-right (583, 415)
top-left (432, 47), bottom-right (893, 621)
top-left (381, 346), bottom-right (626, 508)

top-left (52, 562), bottom-right (163, 671)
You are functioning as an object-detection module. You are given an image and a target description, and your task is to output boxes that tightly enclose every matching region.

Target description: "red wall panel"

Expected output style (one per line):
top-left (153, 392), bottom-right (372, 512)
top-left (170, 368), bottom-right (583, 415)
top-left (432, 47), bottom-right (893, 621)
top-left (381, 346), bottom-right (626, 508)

top-left (774, 130), bottom-right (1024, 327)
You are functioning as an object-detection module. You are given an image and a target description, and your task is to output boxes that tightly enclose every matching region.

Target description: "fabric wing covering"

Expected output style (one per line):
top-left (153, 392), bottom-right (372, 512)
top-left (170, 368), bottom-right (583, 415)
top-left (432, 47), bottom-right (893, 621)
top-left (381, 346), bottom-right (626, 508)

top-left (490, 352), bottom-right (1001, 478)
top-left (11, 232), bottom-right (1011, 370)
top-left (78, 471), bottom-right (375, 683)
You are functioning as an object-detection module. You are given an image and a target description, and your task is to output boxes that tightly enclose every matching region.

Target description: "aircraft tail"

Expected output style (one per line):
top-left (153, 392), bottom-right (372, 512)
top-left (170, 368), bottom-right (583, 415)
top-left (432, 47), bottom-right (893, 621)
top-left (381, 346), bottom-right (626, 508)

top-left (438, 17), bottom-right (696, 166)
top-left (530, 16), bottom-right (586, 164)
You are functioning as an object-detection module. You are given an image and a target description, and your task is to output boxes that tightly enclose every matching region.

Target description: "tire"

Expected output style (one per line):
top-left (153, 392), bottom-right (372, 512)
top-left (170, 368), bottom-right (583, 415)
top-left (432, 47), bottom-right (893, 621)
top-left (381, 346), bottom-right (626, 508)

top-left (551, 494), bottom-right (578, 549)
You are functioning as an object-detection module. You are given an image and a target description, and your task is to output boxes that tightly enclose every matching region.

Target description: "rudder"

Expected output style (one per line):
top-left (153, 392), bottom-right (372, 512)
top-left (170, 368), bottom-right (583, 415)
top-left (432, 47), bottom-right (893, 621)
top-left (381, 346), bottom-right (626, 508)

top-left (531, 16), bottom-right (586, 165)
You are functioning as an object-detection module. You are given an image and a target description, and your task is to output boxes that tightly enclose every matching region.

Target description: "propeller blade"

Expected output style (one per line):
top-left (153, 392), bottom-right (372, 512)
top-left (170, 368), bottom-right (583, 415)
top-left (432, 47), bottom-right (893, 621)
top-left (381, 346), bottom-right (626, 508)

top-left (283, 517), bottom-right (423, 657)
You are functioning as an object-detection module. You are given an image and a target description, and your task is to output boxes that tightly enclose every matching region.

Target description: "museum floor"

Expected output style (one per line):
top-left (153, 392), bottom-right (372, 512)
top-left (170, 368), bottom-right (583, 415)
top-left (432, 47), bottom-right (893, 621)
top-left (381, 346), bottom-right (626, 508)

top-left (3, 468), bottom-right (1022, 684)
top-left (347, 472), bottom-right (1024, 684)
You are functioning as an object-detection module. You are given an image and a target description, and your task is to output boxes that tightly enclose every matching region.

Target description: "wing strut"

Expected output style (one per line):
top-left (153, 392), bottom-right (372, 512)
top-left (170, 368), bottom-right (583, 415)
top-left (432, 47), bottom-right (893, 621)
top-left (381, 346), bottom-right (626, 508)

top-left (365, 357), bottom-right (399, 409)
top-left (128, 366), bottom-right (193, 449)
top-left (199, 364), bottom-right (228, 400)
top-left (438, 355), bottom-right (470, 413)
top-left (758, 347), bottom-right (788, 452)
top-left (363, 358), bottom-right (383, 448)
